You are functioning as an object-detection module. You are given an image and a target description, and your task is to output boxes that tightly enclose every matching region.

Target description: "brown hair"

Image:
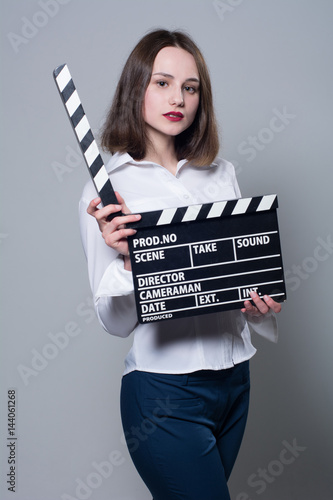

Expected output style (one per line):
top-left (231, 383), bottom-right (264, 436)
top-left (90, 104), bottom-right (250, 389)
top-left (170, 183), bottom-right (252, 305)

top-left (101, 29), bottom-right (220, 166)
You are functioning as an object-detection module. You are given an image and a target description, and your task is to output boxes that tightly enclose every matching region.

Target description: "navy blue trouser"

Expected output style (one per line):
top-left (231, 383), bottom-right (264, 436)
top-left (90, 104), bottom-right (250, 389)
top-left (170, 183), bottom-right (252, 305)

top-left (120, 361), bottom-right (250, 500)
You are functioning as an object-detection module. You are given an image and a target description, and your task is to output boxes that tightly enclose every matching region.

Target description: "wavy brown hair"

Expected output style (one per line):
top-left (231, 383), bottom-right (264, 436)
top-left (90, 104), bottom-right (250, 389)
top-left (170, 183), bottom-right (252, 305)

top-left (101, 29), bottom-right (219, 166)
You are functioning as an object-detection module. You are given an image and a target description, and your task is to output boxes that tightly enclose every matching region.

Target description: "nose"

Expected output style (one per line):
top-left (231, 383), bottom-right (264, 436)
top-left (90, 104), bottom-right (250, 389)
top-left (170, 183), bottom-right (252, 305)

top-left (169, 87), bottom-right (184, 107)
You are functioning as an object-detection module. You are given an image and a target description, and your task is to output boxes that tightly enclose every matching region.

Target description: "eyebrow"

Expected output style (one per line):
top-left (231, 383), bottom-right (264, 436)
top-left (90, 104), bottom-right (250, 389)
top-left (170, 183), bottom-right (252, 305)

top-left (152, 72), bottom-right (200, 83)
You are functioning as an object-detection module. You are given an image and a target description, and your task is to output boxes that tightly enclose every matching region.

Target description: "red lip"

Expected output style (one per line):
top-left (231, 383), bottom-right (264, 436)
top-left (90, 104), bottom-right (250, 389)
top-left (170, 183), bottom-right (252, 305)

top-left (163, 112), bottom-right (184, 121)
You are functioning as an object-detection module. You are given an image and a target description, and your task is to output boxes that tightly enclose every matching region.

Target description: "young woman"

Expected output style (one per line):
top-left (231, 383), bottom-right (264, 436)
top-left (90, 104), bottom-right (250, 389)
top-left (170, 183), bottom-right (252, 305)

top-left (79, 29), bottom-right (281, 500)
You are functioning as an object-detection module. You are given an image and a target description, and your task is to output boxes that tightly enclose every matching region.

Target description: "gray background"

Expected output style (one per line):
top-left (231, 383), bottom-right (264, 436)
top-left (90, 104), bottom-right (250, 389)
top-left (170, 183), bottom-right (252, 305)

top-left (1, 1), bottom-right (332, 499)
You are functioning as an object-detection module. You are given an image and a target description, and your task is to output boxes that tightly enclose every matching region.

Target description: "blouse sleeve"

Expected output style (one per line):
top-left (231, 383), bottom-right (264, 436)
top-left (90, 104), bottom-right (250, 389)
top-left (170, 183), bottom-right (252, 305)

top-left (246, 312), bottom-right (279, 342)
top-left (78, 187), bottom-right (138, 338)
top-left (227, 159), bottom-right (279, 343)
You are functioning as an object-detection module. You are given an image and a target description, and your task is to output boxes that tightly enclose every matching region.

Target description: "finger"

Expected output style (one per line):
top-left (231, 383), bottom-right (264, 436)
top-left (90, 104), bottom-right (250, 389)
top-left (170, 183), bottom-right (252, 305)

top-left (102, 213), bottom-right (141, 254)
top-left (94, 203), bottom-right (122, 221)
top-left (86, 197), bottom-right (102, 215)
top-left (115, 191), bottom-right (132, 215)
top-left (86, 197), bottom-right (123, 223)
top-left (249, 291), bottom-right (269, 314)
top-left (241, 300), bottom-right (259, 315)
top-left (103, 226), bottom-right (139, 256)
top-left (115, 191), bottom-right (126, 206)
top-left (263, 295), bottom-right (282, 313)
top-left (104, 213), bottom-right (141, 232)
top-left (104, 226), bottom-right (137, 247)
top-left (96, 208), bottom-right (121, 234)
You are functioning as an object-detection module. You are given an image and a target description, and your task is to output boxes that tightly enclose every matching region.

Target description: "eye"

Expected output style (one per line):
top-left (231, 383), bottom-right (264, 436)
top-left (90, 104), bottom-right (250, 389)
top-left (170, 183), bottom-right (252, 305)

top-left (184, 85), bottom-right (198, 94)
top-left (157, 80), bottom-right (168, 88)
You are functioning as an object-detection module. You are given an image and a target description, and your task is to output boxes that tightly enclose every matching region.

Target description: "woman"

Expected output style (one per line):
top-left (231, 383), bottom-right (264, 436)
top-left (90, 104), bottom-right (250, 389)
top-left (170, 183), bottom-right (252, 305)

top-left (79, 29), bottom-right (281, 500)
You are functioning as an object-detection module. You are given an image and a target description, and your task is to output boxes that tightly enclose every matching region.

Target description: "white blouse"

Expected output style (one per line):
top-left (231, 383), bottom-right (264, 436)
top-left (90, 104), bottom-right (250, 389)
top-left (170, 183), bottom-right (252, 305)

top-left (79, 152), bottom-right (278, 375)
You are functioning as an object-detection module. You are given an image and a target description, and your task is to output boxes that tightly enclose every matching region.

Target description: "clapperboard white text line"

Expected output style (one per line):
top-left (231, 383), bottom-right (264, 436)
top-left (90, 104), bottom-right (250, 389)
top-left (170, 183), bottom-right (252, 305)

top-left (189, 246), bottom-right (194, 268)
top-left (140, 288), bottom-right (285, 318)
top-left (139, 280), bottom-right (284, 305)
top-left (136, 255), bottom-right (282, 280)
top-left (232, 238), bottom-right (237, 262)
top-left (137, 266), bottom-right (283, 293)
top-left (139, 280), bottom-right (284, 306)
top-left (132, 230), bottom-right (279, 253)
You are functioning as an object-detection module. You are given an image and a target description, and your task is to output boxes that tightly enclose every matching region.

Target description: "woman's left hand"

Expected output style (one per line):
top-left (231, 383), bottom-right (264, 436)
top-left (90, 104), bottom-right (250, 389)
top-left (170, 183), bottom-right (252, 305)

top-left (241, 291), bottom-right (282, 317)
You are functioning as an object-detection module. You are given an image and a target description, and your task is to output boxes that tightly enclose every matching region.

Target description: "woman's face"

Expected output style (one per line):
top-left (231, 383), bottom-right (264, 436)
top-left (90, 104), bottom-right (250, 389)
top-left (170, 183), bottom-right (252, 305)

top-left (143, 46), bottom-right (200, 145)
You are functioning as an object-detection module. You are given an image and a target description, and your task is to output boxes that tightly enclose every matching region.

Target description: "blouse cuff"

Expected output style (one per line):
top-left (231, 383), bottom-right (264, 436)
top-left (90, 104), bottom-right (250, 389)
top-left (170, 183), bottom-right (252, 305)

top-left (246, 311), bottom-right (279, 343)
top-left (95, 255), bottom-right (134, 297)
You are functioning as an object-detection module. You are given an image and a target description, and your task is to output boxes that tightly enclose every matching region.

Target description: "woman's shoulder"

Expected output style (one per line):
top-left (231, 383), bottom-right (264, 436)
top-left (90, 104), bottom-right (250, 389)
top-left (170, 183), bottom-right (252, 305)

top-left (197, 156), bottom-right (238, 184)
top-left (211, 156), bottom-right (237, 173)
top-left (185, 156), bottom-right (236, 174)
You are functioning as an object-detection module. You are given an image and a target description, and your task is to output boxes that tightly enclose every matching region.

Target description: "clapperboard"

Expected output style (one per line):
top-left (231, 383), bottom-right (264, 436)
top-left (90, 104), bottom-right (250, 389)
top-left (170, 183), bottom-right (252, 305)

top-left (54, 64), bottom-right (286, 323)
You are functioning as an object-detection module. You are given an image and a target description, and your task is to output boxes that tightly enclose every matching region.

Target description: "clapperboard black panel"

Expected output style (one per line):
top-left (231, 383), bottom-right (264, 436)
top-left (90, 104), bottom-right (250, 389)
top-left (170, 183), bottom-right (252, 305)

top-left (54, 64), bottom-right (286, 324)
top-left (128, 195), bottom-right (286, 323)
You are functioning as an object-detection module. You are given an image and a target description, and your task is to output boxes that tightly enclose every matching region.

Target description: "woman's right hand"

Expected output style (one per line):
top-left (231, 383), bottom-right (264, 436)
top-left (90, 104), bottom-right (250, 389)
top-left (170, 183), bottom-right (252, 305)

top-left (87, 192), bottom-right (141, 270)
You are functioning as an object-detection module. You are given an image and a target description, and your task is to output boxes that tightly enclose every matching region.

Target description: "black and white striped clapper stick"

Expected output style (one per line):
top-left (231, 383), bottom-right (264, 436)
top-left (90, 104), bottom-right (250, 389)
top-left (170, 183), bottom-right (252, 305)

top-left (53, 64), bottom-right (121, 219)
top-left (129, 194), bottom-right (279, 229)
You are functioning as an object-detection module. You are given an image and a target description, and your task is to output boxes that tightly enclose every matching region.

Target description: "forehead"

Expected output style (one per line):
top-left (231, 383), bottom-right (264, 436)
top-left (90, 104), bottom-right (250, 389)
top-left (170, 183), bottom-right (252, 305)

top-left (152, 46), bottom-right (199, 78)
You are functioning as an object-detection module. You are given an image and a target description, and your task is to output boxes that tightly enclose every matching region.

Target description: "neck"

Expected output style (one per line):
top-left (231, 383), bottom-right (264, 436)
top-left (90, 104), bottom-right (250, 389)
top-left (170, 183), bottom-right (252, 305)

top-left (143, 131), bottom-right (178, 175)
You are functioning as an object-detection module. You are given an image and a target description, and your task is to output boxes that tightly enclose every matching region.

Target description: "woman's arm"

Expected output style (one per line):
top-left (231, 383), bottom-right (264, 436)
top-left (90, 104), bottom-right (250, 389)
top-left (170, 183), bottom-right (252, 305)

top-left (79, 190), bottom-right (141, 337)
top-left (241, 291), bottom-right (281, 343)
top-left (86, 193), bottom-right (141, 269)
